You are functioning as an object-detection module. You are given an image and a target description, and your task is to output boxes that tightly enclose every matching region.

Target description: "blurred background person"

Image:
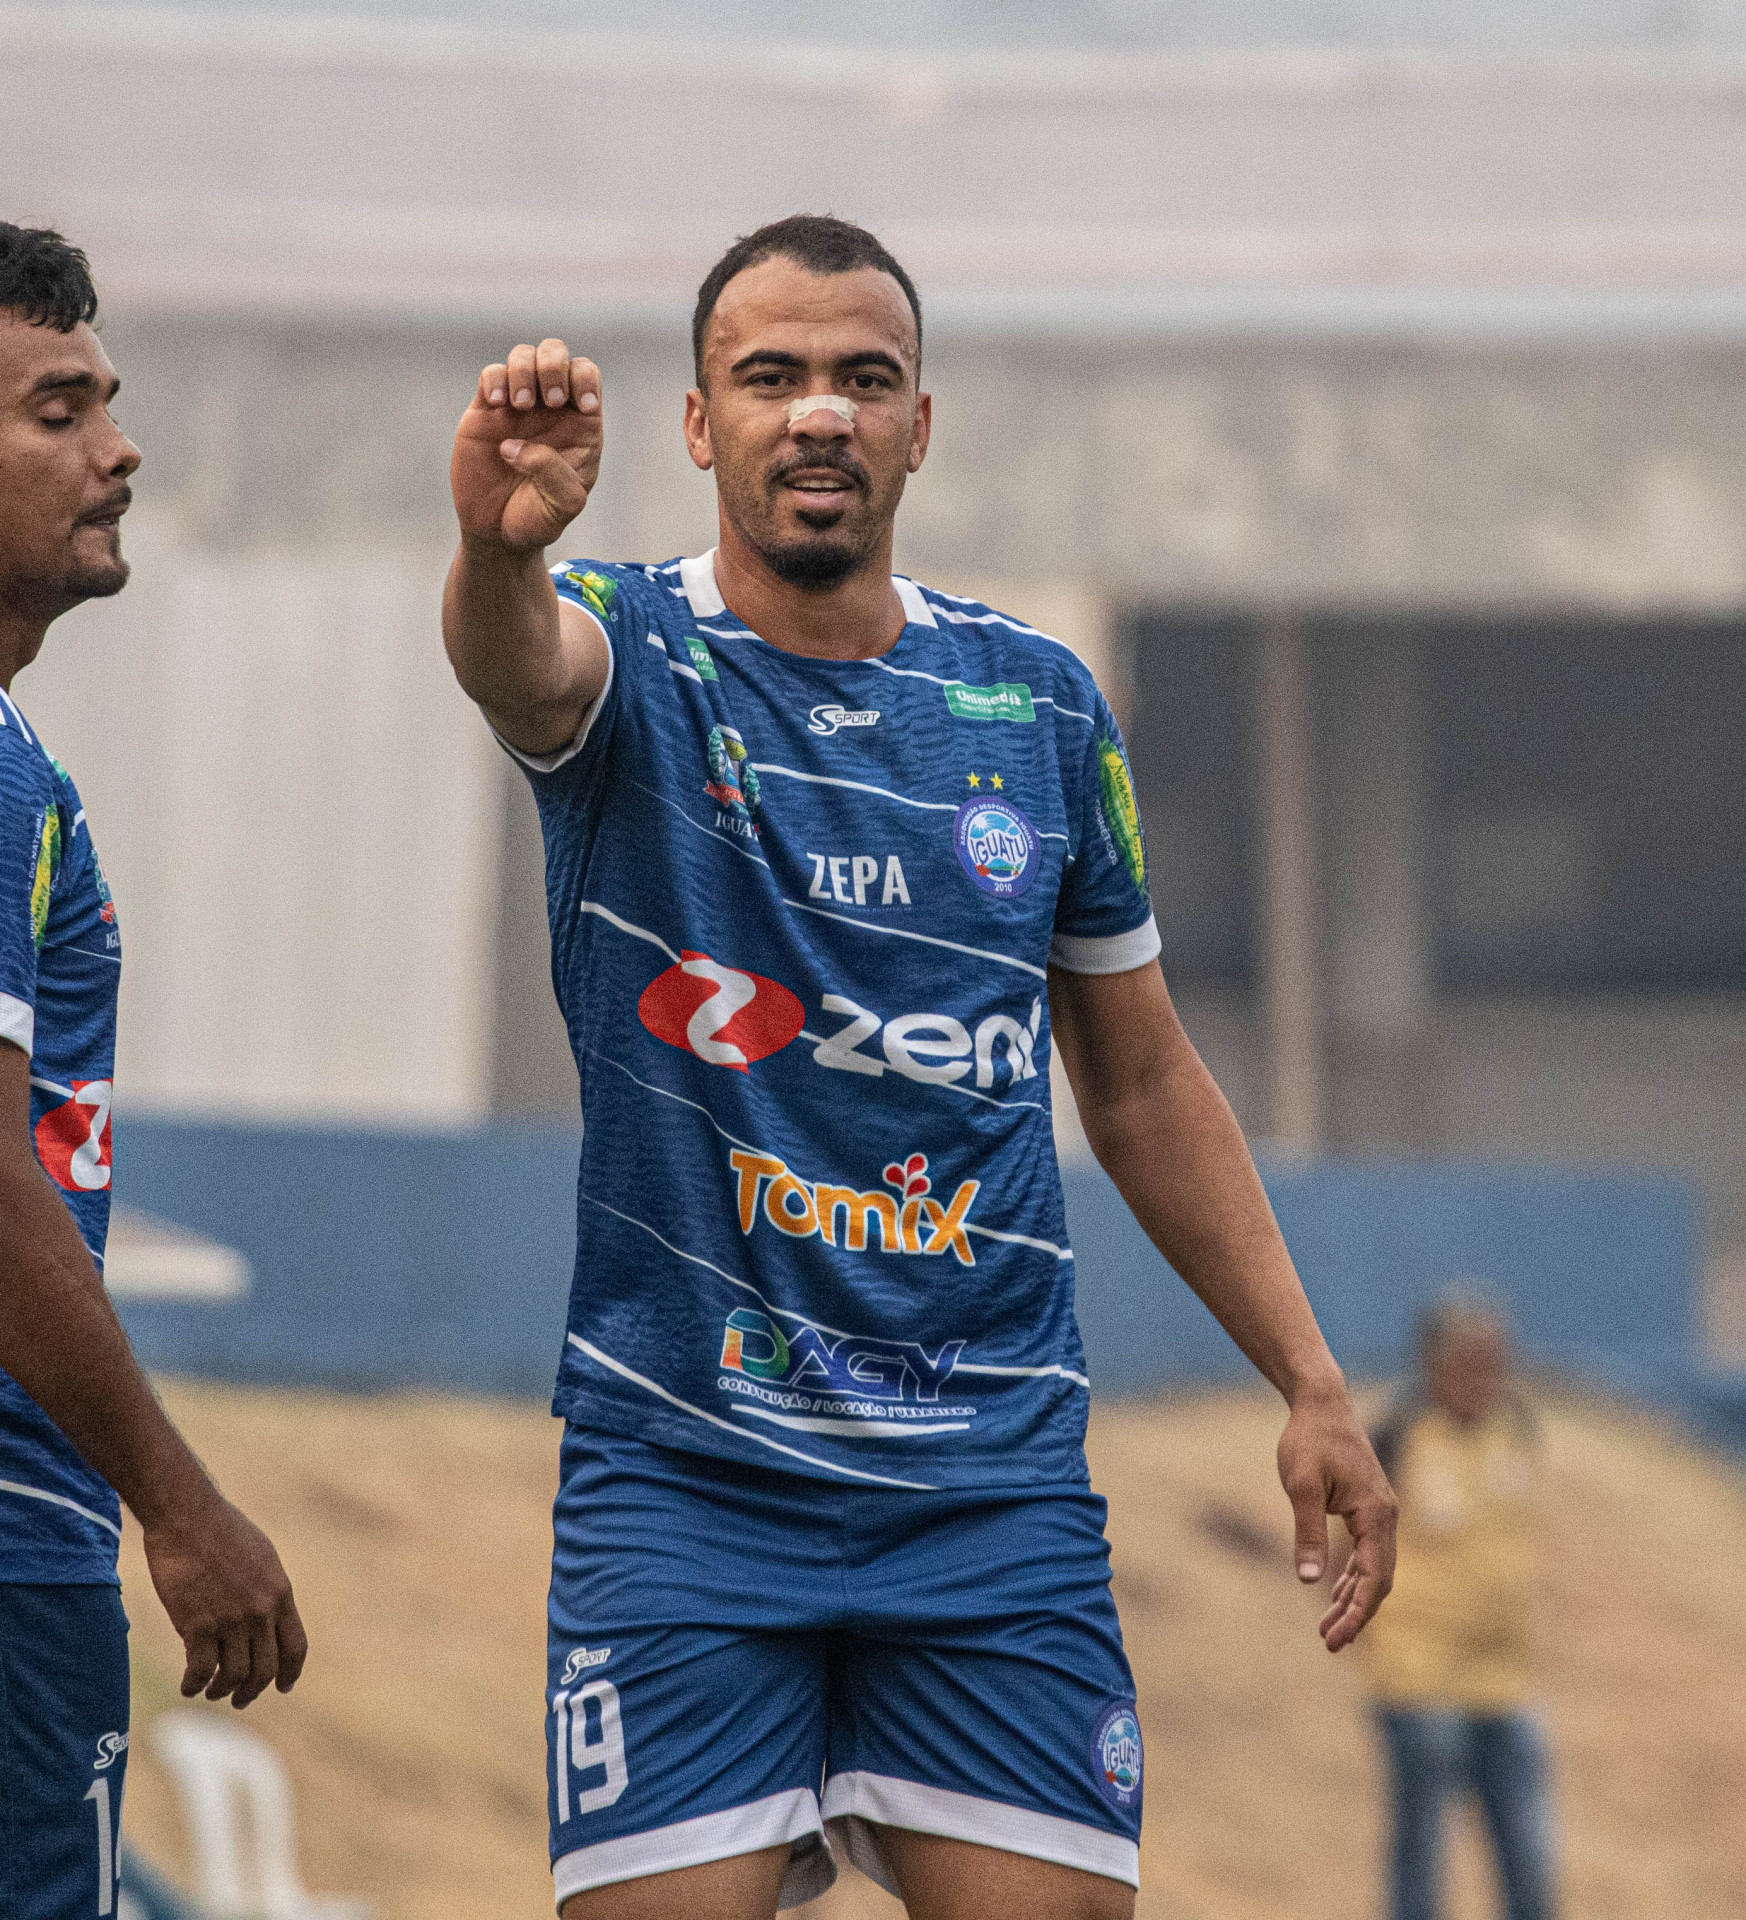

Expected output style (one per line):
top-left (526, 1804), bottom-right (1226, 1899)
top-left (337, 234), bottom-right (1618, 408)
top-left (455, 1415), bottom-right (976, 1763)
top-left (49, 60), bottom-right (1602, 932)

top-left (1367, 1299), bottom-right (1555, 1920)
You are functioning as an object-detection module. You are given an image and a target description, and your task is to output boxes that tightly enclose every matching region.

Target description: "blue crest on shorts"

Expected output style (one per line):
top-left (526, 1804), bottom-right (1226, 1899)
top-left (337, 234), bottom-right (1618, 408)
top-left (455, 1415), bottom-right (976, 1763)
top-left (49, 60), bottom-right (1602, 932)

top-left (1091, 1699), bottom-right (1144, 1808)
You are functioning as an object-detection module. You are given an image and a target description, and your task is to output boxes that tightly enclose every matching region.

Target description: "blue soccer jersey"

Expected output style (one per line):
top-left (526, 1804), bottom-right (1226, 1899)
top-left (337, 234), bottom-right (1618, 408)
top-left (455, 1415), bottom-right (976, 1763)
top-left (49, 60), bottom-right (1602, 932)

top-left (0, 689), bottom-right (123, 1582)
top-left (509, 553), bottom-right (1158, 1491)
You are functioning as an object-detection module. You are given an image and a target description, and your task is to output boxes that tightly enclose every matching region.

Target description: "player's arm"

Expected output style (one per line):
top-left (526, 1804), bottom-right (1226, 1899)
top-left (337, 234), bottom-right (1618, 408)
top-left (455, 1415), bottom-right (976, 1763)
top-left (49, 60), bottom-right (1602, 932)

top-left (443, 338), bottom-right (610, 755)
top-left (0, 1043), bottom-right (306, 1705)
top-left (1048, 958), bottom-right (1396, 1651)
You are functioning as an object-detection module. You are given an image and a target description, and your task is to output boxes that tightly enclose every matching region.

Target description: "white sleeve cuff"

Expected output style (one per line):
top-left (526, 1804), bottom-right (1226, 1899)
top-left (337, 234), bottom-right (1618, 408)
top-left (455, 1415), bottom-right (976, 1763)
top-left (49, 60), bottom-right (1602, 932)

top-left (0, 991), bottom-right (34, 1055)
top-left (1048, 913), bottom-right (1162, 975)
top-left (489, 606), bottom-right (614, 774)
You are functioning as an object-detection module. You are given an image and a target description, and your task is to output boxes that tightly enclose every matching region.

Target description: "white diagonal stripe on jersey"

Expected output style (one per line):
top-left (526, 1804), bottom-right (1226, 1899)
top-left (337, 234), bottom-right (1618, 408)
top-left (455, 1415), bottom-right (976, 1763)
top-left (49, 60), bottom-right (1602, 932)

top-left (749, 762), bottom-right (959, 813)
top-left (28, 1073), bottom-right (73, 1100)
top-left (781, 897), bottom-right (1048, 980)
top-left (628, 780), bottom-right (770, 868)
top-left (566, 1333), bottom-right (937, 1490)
top-left (858, 653), bottom-right (1095, 728)
top-left (576, 901), bottom-right (681, 963)
top-left (792, 1031), bottom-right (1050, 1116)
top-left (964, 1222), bottom-right (1074, 1260)
top-left (954, 1361), bottom-right (1091, 1388)
top-left (586, 1049), bottom-right (795, 1178)
top-left (731, 1406), bottom-right (972, 1439)
top-left (583, 1193), bottom-right (863, 1345)
top-left (0, 1478), bottom-right (122, 1538)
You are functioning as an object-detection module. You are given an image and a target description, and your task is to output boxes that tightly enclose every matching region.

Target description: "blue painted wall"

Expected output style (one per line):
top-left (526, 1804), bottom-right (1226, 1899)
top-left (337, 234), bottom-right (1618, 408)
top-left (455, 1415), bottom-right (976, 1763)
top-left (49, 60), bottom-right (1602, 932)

top-left (112, 1117), bottom-right (1705, 1410)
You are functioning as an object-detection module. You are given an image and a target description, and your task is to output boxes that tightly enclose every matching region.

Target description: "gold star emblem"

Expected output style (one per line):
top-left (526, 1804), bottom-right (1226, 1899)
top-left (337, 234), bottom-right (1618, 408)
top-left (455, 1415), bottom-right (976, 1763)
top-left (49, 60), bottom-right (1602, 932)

top-left (990, 773), bottom-right (1004, 790)
top-left (967, 771), bottom-right (981, 788)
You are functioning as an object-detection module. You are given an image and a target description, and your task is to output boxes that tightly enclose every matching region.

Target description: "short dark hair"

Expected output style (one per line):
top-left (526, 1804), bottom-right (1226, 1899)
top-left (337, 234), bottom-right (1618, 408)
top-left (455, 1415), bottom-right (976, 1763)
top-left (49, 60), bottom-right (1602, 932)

top-left (691, 214), bottom-right (921, 383)
top-left (0, 224), bottom-right (98, 333)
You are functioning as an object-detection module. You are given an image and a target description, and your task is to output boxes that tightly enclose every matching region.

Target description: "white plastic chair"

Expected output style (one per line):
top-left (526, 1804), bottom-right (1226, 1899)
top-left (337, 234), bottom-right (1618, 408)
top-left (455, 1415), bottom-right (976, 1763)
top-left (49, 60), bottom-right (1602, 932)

top-left (150, 1711), bottom-right (370, 1920)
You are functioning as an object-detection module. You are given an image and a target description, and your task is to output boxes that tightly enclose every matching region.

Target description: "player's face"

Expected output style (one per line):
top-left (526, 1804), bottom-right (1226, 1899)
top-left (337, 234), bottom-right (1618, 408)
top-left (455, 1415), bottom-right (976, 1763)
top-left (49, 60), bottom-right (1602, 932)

top-left (0, 316), bottom-right (139, 634)
top-left (687, 257), bottom-right (929, 590)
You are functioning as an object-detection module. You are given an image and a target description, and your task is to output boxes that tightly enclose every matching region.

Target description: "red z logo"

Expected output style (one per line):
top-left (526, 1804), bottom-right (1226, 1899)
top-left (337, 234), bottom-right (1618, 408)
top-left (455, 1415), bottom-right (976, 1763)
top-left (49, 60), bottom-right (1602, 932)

top-left (637, 953), bottom-right (804, 1072)
top-left (35, 1080), bottom-right (112, 1193)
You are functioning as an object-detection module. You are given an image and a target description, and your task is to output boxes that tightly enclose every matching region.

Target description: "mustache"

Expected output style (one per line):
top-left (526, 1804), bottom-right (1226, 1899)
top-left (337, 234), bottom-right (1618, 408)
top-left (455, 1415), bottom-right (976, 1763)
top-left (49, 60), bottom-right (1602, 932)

top-left (75, 487), bottom-right (133, 524)
top-left (768, 447), bottom-right (868, 491)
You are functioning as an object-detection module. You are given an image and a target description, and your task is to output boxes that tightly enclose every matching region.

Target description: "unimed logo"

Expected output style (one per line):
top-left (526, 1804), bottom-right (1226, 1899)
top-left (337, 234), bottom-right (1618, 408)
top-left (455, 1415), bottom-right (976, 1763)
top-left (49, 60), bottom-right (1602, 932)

top-left (637, 952), bottom-right (804, 1071)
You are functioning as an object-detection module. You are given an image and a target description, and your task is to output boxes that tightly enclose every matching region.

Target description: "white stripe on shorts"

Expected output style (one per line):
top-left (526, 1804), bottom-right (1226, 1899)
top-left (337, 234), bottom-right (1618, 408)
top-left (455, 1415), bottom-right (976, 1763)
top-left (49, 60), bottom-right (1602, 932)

top-left (551, 1787), bottom-right (833, 1913)
top-left (822, 1770), bottom-right (1140, 1892)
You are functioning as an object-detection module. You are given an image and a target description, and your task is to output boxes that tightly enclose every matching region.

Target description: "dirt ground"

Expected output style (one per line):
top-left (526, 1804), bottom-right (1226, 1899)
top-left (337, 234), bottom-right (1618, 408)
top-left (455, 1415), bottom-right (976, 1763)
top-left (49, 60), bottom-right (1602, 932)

top-left (117, 1380), bottom-right (1746, 1920)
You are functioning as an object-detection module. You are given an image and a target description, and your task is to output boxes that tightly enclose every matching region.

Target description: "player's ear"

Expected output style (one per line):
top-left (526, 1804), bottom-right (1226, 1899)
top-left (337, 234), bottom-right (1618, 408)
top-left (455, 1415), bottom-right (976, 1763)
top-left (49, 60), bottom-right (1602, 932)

top-left (683, 387), bottom-right (715, 473)
top-left (906, 391), bottom-right (932, 474)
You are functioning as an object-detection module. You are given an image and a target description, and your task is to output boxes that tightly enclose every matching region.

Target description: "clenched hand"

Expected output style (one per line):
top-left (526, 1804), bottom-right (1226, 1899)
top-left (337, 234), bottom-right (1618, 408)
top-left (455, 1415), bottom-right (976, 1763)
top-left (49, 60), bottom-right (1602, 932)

top-left (451, 338), bottom-right (603, 553)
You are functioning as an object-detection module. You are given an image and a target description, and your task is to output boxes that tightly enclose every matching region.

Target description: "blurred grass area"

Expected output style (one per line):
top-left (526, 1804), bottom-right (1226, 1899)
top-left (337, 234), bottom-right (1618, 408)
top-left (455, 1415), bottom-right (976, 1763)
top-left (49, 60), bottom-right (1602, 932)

top-left (119, 1380), bottom-right (1746, 1920)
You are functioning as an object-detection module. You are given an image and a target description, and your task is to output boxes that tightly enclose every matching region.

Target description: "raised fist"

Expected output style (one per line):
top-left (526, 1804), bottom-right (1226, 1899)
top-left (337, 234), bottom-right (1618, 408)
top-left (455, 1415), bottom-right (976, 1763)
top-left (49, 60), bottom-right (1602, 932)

top-left (451, 339), bottom-right (602, 552)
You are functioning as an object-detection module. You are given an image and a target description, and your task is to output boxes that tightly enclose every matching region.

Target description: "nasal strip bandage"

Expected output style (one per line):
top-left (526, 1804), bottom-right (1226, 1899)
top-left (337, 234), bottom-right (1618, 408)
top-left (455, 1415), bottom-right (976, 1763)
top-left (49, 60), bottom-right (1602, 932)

top-left (785, 394), bottom-right (859, 426)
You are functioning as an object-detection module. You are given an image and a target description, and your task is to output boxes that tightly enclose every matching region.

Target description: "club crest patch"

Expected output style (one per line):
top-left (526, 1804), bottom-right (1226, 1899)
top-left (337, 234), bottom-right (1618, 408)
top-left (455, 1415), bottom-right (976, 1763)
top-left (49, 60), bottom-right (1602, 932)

top-left (954, 798), bottom-right (1039, 898)
top-left (1091, 1700), bottom-right (1143, 1809)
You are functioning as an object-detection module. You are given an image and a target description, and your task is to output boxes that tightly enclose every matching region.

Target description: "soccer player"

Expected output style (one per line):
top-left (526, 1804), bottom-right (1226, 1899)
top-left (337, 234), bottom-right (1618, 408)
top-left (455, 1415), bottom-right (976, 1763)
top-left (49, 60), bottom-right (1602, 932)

top-left (444, 214), bottom-right (1396, 1919)
top-left (0, 225), bottom-right (306, 1919)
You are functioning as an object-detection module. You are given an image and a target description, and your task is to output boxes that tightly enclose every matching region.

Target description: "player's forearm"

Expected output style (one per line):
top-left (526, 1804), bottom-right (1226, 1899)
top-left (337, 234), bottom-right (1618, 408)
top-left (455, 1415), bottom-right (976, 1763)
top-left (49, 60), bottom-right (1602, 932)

top-left (442, 535), bottom-right (575, 730)
top-left (1076, 1042), bottom-right (1344, 1407)
top-left (0, 1161), bottom-right (218, 1527)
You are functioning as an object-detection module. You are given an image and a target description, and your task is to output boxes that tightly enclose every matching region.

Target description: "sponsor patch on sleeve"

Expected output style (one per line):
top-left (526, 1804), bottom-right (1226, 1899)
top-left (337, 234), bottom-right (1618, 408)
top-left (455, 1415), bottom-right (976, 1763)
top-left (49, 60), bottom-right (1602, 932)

top-left (1096, 737), bottom-right (1145, 890)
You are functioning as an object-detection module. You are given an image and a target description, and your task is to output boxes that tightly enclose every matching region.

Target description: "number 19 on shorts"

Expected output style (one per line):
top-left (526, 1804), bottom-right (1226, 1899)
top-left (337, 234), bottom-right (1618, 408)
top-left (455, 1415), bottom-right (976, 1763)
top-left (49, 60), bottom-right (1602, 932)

top-left (552, 1680), bottom-right (629, 1822)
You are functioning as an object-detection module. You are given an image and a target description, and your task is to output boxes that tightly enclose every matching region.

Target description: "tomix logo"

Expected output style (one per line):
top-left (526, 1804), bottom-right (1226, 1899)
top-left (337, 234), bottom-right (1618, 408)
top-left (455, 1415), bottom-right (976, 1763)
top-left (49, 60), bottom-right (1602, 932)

top-left (729, 1147), bottom-right (979, 1265)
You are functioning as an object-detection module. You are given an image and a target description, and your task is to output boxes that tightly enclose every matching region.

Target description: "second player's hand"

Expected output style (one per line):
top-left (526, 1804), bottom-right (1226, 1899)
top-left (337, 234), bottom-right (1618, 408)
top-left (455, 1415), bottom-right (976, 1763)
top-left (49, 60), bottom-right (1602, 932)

top-left (451, 339), bottom-right (602, 553)
top-left (1276, 1379), bottom-right (1397, 1652)
top-left (143, 1491), bottom-right (308, 1709)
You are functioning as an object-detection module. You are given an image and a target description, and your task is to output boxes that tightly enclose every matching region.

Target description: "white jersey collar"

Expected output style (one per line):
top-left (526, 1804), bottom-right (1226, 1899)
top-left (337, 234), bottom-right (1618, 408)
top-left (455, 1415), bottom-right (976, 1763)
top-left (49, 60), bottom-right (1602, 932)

top-left (677, 550), bottom-right (939, 631)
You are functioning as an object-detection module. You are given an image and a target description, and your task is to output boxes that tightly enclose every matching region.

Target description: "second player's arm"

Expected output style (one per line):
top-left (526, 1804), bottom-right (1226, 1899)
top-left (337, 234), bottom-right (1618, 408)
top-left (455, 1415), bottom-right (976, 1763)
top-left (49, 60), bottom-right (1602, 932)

top-left (0, 1043), bottom-right (305, 1705)
top-left (1048, 958), bottom-right (1396, 1650)
top-left (442, 338), bottom-right (611, 755)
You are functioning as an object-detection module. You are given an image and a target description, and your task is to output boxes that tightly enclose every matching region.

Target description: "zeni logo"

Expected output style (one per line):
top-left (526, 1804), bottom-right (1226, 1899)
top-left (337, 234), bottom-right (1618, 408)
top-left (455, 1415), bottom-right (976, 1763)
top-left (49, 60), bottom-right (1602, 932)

top-left (637, 953), bottom-right (805, 1071)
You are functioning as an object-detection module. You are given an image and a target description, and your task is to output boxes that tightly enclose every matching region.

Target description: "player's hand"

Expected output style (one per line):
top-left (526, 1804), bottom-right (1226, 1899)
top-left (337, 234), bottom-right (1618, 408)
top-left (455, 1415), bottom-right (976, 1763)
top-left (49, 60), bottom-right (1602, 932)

top-left (1276, 1380), bottom-right (1396, 1652)
top-left (143, 1492), bottom-right (308, 1708)
top-left (451, 339), bottom-right (602, 553)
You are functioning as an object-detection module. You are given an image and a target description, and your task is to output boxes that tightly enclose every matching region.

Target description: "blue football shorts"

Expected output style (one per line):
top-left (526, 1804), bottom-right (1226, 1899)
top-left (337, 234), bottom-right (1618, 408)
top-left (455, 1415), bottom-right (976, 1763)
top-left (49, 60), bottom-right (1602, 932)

top-left (545, 1426), bottom-right (1144, 1910)
top-left (0, 1582), bottom-right (130, 1920)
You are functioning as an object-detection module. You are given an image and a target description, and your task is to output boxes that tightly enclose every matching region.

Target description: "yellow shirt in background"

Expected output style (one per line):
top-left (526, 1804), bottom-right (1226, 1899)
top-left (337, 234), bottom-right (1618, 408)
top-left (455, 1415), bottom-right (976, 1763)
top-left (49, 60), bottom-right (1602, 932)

top-left (1365, 1401), bottom-right (1538, 1713)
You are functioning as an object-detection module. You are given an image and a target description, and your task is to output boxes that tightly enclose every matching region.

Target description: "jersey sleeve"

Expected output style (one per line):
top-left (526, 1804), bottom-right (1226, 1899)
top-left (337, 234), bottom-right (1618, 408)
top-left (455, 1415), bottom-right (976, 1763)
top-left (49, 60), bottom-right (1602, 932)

top-left (0, 736), bottom-right (55, 1056)
top-left (489, 561), bottom-right (639, 778)
top-left (1050, 689), bottom-right (1162, 975)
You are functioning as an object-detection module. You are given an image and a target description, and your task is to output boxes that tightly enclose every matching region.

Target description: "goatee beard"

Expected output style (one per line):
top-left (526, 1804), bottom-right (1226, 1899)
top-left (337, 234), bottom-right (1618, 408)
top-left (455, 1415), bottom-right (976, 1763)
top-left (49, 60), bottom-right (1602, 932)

top-left (758, 533), bottom-right (871, 592)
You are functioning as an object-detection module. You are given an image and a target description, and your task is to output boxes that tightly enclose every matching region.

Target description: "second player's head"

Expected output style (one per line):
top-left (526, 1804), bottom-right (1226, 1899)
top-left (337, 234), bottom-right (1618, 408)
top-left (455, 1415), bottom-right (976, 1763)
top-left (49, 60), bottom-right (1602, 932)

top-left (685, 214), bottom-right (930, 594)
top-left (0, 225), bottom-right (138, 657)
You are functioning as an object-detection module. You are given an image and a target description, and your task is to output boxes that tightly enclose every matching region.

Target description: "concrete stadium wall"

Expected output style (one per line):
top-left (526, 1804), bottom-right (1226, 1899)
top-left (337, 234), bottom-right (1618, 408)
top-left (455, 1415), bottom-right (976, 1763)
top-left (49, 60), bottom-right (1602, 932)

top-left (111, 1117), bottom-right (1704, 1413)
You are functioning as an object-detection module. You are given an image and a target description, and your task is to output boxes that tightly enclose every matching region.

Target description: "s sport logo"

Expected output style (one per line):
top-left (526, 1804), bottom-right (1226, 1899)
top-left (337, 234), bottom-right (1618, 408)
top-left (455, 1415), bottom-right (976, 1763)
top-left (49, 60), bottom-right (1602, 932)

top-left (954, 798), bottom-right (1040, 897)
top-left (93, 1731), bottom-right (128, 1772)
top-left (561, 1646), bottom-right (611, 1684)
top-left (1091, 1701), bottom-right (1143, 1809)
top-left (34, 1079), bottom-right (111, 1192)
top-left (730, 1146), bottom-right (979, 1265)
top-left (638, 953), bottom-right (804, 1071)
top-left (808, 704), bottom-right (879, 737)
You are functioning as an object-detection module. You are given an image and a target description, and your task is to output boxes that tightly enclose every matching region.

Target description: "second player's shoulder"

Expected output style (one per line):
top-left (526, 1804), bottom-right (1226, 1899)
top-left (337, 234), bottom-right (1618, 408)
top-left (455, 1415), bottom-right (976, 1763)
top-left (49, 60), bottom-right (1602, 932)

top-left (0, 697), bottom-right (59, 810)
top-left (897, 579), bottom-right (1109, 728)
